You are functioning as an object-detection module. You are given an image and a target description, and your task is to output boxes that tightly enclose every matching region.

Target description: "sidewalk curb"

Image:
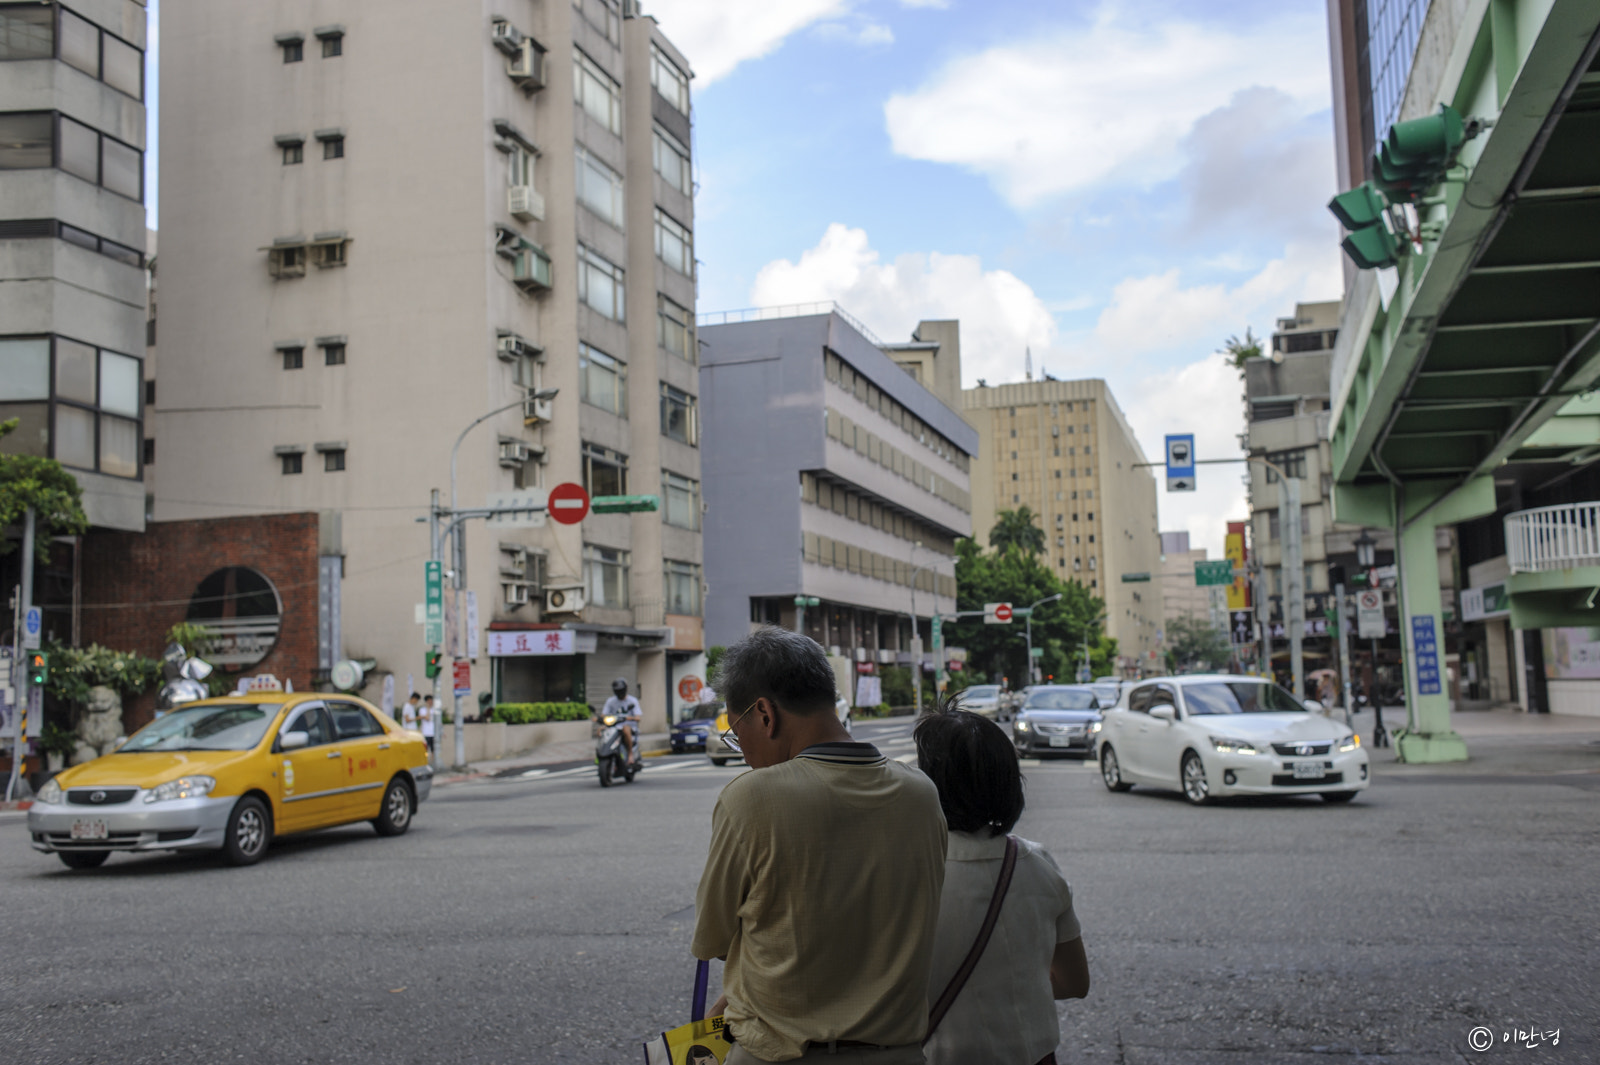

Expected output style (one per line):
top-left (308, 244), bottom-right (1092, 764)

top-left (432, 739), bottom-right (672, 788)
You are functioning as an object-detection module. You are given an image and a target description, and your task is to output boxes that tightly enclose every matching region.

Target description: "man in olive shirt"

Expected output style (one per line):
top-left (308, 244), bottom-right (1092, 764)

top-left (693, 627), bottom-right (947, 1064)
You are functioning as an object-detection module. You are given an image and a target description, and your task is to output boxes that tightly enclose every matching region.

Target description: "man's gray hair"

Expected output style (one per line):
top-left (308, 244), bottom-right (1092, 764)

top-left (715, 626), bottom-right (838, 715)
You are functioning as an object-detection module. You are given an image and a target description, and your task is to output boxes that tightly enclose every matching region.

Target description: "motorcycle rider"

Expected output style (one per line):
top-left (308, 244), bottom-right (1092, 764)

top-left (602, 678), bottom-right (642, 766)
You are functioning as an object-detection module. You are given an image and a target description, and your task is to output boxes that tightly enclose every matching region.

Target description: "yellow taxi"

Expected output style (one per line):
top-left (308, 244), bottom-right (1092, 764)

top-left (27, 689), bottom-right (433, 870)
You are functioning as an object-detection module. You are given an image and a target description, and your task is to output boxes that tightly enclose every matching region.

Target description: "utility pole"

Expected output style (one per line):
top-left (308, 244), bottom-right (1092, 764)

top-left (1283, 473), bottom-right (1305, 699)
top-left (6, 507), bottom-right (36, 802)
top-left (1335, 579), bottom-right (1353, 727)
top-left (428, 490), bottom-right (442, 770)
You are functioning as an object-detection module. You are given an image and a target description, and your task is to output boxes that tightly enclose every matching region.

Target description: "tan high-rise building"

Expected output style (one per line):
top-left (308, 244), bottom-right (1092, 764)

top-left (962, 380), bottom-right (1160, 671)
top-left (155, 1), bottom-right (701, 730)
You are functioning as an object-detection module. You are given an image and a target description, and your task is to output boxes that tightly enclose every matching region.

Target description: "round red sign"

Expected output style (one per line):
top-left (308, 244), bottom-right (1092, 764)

top-left (547, 482), bottom-right (590, 525)
top-left (678, 675), bottom-right (703, 701)
top-left (994, 603), bottom-right (1013, 623)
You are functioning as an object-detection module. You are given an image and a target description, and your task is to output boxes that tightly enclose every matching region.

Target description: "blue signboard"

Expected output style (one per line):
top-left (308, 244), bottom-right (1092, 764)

top-left (1410, 615), bottom-right (1441, 695)
top-left (1164, 433), bottom-right (1195, 492)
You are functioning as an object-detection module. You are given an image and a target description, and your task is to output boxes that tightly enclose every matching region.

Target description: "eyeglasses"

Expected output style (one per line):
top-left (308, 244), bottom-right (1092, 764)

top-left (720, 700), bottom-right (759, 753)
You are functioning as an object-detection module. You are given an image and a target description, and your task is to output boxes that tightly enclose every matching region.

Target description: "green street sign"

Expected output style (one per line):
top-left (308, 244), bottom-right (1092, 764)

top-left (1121, 572), bottom-right (1152, 583)
top-left (1194, 560), bottom-right (1234, 586)
top-left (1029, 647), bottom-right (1043, 658)
top-left (794, 596), bottom-right (819, 607)
top-left (424, 561), bottom-right (443, 646)
top-left (591, 494), bottom-right (660, 514)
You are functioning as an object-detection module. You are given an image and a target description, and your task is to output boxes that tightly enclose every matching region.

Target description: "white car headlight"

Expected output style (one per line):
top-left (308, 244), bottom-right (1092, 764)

top-left (1338, 734), bottom-right (1361, 752)
top-left (1090, 721), bottom-right (1103, 733)
top-left (1209, 735), bottom-right (1259, 755)
top-left (37, 778), bottom-right (63, 805)
top-left (144, 776), bottom-right (217, 803)
top-left (1015, 719), bottom-right (1030, 732)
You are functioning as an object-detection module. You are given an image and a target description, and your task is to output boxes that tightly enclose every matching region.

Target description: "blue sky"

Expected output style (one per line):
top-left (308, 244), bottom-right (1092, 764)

top-left (146, 0), bottom-right (1344, 555)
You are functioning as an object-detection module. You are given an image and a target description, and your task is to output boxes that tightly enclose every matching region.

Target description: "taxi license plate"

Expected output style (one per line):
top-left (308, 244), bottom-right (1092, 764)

top-left (71, 819), bottom-right (109, 841)
top-left (1292, 762), bottom-right (1326, 780)
top-left (1049, 735), bottom-right (1072, 747)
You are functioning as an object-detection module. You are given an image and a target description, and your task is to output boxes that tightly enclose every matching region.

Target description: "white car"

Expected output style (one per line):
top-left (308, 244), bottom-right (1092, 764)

top-left (1096, 675), bottom-right (1369, 805)
top-left (957, 684), bottom-right (1003, 719)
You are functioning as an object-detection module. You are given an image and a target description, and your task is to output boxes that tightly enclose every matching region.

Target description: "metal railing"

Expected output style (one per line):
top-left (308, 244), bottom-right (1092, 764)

top-left (696, 301), bottom-right (887, 348)
top-left (1506, 502), bottom-right (1600, 572)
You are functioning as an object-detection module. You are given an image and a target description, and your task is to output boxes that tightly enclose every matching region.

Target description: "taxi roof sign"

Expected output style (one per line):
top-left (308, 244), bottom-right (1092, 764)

top-left (241, 674), bottom-right (283, 692)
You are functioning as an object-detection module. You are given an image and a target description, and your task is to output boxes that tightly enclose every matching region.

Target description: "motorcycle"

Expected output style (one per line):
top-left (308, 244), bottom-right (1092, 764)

top-left (594, 711), bottom-right (639, 787)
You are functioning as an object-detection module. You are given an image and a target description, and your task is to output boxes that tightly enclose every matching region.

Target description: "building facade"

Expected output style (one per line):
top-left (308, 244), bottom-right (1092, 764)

top-left (698, 308), bottom-right (973, 687)
top-left (1158, 531), bottom-right (1225, 630)
top-left (962, 379), bottom-right (1160, 670)
top-left (155, 1), bottom-right (702, 730)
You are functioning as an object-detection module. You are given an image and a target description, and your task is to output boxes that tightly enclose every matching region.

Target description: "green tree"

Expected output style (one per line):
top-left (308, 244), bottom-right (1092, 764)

top-left (988, 506), bottom-right (1046, 557)
top-left (0, 418), bottom-right (89, 560)
top-left (1163, 614), bottom-right (1232, 673)
top-left (1220, 328), bottom-right (1264, 377)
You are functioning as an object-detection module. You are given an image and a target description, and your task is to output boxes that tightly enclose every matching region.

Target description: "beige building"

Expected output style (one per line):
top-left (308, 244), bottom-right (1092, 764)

top-left (962, 380), bottom-right (1161, 670)
top-left (155, 1), bottom-right (701, 730)
top-left (1158, 531), bottom-right (1224, 629)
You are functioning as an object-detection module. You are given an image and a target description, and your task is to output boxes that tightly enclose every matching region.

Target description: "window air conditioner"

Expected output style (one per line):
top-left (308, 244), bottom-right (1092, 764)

top-left (509, 185), bottom-right (545, 222)
top-left (499, 441), bottom-right (532, 466)
top-left (512, 248), bottom-right (552, 292)
top-left (500, 548), bottom-right (527, 578)
top-left (523, 395), bottom-right (553, 426)
top-left (507, 39), bottom-right (546, 89)
top-left (545, 587), bottom-right (585, 614)
top-left (490, 19), bottom-right (524, 56)
top-left (504, 582), bottom-right (531, 606)
top-left (497, 333), bottom-right (541, 362)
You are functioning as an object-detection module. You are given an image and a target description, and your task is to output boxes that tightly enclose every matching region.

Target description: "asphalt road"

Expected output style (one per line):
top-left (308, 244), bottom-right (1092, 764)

top-left (1, 717), bottom-right (1595, 1064)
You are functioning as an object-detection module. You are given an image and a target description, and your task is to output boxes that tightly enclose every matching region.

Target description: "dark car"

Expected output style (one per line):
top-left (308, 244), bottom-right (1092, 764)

top-left (670, 707), bottom-right (719, 753)
top-left (1013, 685), bottom-right (1103, 757)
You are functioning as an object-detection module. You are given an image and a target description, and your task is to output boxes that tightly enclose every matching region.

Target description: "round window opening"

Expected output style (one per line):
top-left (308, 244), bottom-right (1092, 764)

top-left (185, 566), bottom-right (283, 673)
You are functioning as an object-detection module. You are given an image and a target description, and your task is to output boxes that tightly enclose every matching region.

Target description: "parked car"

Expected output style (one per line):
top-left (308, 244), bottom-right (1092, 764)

top-left (956, 684), bottom-right (1004, 719)
top-left (1096, 675), bottom-right (1369, 805)
top-left (28, 691), bottom-right (432, 869)
top-left (670, 707), bottom-right (720, 753)
top-left (1089, 682), bottom-right (1122, 708)
top-left (1012, 685), bottom-right (1103, 757)
top-left (705, 696), bottom-right (851, 767)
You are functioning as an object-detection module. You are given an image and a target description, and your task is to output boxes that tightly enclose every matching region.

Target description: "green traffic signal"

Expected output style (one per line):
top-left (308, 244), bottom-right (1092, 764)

top-left (1328, 181), bottom-right (1403, 270)
top-left (26, 651), bottom-right (49, 687)
top-left (424, 650), bottom-right (442, 679)
top-left (1328, 183), bottom-right (1386, 229)
top-left (1342, 222), bottom-right (1403, 270)
top-left (1373, 104), bottom-right (1465, 200)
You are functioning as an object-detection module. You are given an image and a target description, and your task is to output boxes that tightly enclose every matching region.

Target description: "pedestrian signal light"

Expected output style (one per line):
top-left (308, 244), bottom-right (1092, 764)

top-left (26, 652), bottom-right (49, 687)
top-left (424, 650), bottom-right (442, 679)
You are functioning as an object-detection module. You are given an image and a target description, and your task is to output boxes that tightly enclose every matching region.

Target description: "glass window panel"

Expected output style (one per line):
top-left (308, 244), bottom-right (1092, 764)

top-left (650, 45), bottom-right (689, 115)
top-left (0, 338), bottom-right (51, 399)
top-left (573, 49), bottom-right (621, 135)
top-left (54, 403), bottom-right (95, 468)
top-left (0, 7), bottom-right (53, 59)
top-left (0, 112), bottom-right (52, 169)
top-left (575, 147), bottom-right (623, 228)
top-left (58, 115), bottom-right (99, 183)
top-left (57, 8), bottom-right (98, 76)
top-left (99, 350), bottom-right (140, 416)
top-left (55, 338), bottom-right (97, 404)
top-left (98, 413), bottom-right (137, 477)
top-left (101, 34), bottom-right (142, 97)
top-left (101, 136), bottom-right (140, 199)
top-left (0, 402), bottom-right (48, 455)
top-left (653, 127), bottom-right (690, 194)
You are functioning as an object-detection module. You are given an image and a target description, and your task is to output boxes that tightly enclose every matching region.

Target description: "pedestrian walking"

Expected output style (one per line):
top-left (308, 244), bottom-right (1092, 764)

top-left (400, 692), bottom-right (421, 731)
top-left (913, 705), bottom-right (1089, 1065)
top-left (419, 694), bottom-right (437, 755)
top-left (693, 626), bottom-right (947, 1064)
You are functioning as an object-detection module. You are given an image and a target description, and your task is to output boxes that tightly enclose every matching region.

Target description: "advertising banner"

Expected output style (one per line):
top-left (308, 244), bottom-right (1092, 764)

top-left (1225, 522), bottom-right (1250, 610)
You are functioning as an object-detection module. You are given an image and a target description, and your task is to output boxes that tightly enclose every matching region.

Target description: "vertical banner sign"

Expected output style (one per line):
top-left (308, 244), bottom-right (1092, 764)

top-left (1357, 590), bottom-right (1385, 638)
top-left (466, 591), bottom-right (480, 661)
top-left (444, 588), bottom-right (460, 658)
top-left (452, 658), bottom-right (472, 698)
top-left (1165, 434), bottom-right (1196, 492)
top-left (0, 648), bottom-right (14, 739)
top-left (423, 561), bottom-right (443, 646)
top-left (381, 674), bottom-right (395, 715)
top-left (1410, 615), bottom-right (1442, 695)
top-left (1230, 611), bottom-right (1254, 645)
top-left (1225, 522), bottom-right (1250, 610)
top-left (318, 557), bottom-right (342, 671)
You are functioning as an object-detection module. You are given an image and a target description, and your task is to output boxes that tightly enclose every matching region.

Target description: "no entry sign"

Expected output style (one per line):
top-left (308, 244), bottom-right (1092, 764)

top-left (548, 482), bottom-right (590, 525)
top-left (985, 602), bottom-right (1014, 624)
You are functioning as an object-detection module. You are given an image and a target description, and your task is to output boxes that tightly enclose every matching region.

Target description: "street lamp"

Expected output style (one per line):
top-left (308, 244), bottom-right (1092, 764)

top-left (1023, 593), bottom-right (1062, 686)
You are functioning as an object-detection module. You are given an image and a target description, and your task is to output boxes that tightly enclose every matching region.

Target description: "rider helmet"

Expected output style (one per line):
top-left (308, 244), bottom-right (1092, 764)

top-left (612, 678), bottom-right (628, 697)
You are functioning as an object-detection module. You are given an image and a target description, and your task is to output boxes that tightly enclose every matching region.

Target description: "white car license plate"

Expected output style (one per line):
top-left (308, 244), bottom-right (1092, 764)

top-left (1049, 735), bottom-right (1072, 747)
top-left (1292, 762), bottom-right (1326, 780)
top-left (71, 819), bottom-right (109, 841)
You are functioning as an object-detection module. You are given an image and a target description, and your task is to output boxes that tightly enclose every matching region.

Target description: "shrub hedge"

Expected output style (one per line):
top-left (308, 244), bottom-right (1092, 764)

top-left (490, 702), bottom-right (591, 725)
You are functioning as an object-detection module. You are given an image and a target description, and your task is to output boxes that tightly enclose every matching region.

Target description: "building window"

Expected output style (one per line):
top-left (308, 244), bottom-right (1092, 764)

top-left (0, 6), bottom-right (54, 60)
top-left (281, 142), bottom-right (303, 165)
top-left (0, 111), bottom-right (143, 200)
top-left (573, 48), bottom-right (622, 135)
top-left (506, 141), bottom-right (535, 188)
top-left (142, 437), bottom-right (154, 465)
top-left (575, 145), bottom-right (624, 228)
top-left (579, 342), bottom-right (626, 415)
top-left (280, 345), bottom-right (304, 370)
top-left (0, 335), bottom-right (141, 478)
top-left (651, 43), bottom-right (690, 115)
top-left (658, 294), bottom-right (693, 361)
top-left (665, 559), bottom-right (701, 616)
top-left (576, 244), bottom-right (625, 320)
top-left (581, 442), bottom-right (627, 496)
top-left (31, 9), bottom-right (143, 98)
top-left (323, 448), bottom-right (345, 472)
top-left (584, 544), bottom-right (629, 607)
top-left (573, 0), bottom-right (621, 45)
top-left (279, 36), bottom-right (303, 63)
top-left (268, 243), bottom-right (306, 278)
top-left (318, 130), bottom-right (345, 159)
top-left (1263, 450), bottom-right (1307, 482)
top-left (655, 208), bottom-right (692, 276)
top-left (662, 471), bottom-right (699, 530)
top-left (317, 26), bottom-right (344, 57)
top-left (660, 383), bottom-right (697, 445)
top-left (653, 125), bottom-right (691, 194)
top-left (320, 339), bottom-right (346, 365)
top-left (310, 235), bottom-right (349, 268)
top-left (280, 452), bottom-right (303, 474)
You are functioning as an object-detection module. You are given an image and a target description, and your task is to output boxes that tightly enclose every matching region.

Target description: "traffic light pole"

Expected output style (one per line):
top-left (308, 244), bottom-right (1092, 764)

top-left (6, 507), bottom-right (36, 802)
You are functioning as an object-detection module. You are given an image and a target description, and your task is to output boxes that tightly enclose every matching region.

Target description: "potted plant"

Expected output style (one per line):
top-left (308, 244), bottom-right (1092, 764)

top-left (39, 722), bottom-right (78, 775)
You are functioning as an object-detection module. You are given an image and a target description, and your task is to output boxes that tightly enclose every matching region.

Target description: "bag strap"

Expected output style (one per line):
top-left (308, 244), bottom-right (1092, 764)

top-left (924, 834), bottom-right (1019, 1044)
top-left (691, 959), bottom-right (710, 1021)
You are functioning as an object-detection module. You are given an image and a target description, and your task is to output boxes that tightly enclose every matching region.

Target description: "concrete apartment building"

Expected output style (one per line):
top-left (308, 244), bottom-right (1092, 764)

top-left (962, 379), bottom-right (1160, 670)
top-left (0, 1), bottom-right (149, 546)
top-left (698, 308), bottom-right (973, 685)
top-left (1158, 531), bottom-right (1224, 631)
top-left (155, 1), bottom-right (702, 730)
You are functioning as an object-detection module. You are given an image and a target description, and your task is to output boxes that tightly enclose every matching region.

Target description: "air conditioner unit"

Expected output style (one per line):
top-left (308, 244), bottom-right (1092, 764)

top-left (512, 247), bottom-right (552, 292)
top-left (490, 19), bottom-right (523, 55)
top-left (508, 184), bottom-right (545, 221)
top-left (504, 582), bottom-right (531, 606)
top-left (523, 395), bottom-right (553, 426)
top-left (545, 586), bottom-right (585, 614)
top-left (497, 333), bottom-right (541, 361)
top-left (622, 0), bottom-right (642, 17)
top-left (507, 39), bottom-right (546, 88)
top-left (499, 441), bottom-right (531, 466)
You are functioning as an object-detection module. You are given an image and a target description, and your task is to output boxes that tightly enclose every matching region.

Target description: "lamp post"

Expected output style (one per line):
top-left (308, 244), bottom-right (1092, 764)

top-left (1023, 593), bottom-right (1062, 685)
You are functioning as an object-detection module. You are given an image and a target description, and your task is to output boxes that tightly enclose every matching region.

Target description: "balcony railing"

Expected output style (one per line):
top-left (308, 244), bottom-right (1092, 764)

top-left (1505, 503), bottom-right (1600, 573)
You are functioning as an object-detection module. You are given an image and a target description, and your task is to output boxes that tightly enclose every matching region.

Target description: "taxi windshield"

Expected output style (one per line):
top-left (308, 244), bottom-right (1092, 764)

top-left (120, 702), bottom-right (282, 752)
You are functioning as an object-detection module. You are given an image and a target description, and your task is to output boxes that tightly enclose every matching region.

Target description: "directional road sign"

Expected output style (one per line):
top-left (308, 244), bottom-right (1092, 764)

top-left (548, 482), bottom-right (591, 525)
top-left (485, 489), bottom-right (547, 528)
top-left (423, 561), bottom-right (443, 646)
top-left (22, 607), bottom-right (41, 650)
top-left (1165, 433), bottom-right (1195, 492)
top-left (984, 602), bottom-right (1013, 624)
top-left (1230, 610), bottom-right (1254, 644)
top-left (1194, 560), bottom-right (1234, 586)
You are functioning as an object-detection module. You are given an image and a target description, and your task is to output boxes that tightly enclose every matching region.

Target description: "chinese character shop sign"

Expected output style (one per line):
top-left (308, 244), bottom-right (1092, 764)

top-left (487, 630), bottom-right (575, 656)
top-left (1410, 615), bottom-right (1441, 695)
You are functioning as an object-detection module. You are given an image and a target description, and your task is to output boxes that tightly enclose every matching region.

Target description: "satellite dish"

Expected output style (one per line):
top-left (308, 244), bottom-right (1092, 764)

top-left (331, 659), bottom-right (365, 692)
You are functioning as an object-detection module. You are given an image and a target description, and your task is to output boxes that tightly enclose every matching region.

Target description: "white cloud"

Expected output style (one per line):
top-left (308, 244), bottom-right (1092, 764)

top-left (855, 22), bottom-right (895, 46)
top-left (899, 0), bottom-right (950, 7)
top-left (647, 0), bottom-right (851, 84)
top-left (749, 224), bottom-right (1057, 384)
top-left (883, 6), bottom-right (1330, 206)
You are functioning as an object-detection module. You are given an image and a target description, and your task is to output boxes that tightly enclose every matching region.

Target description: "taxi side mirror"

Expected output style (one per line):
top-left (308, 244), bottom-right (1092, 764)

top-left (1150, 705), bottom-right (1177, 723)
top-left (280, 731), bottom-right (310, 750)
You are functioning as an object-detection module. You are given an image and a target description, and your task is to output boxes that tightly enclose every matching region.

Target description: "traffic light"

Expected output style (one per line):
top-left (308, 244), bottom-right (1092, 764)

top-left (26, 651), bottom-right (49, 687)
top-left (1373, 104), bottom-right (1465, 202)
top-left (1328, 182), bottom-right (1402, 270)
top-left (424, 650), bottom-right (442, 679)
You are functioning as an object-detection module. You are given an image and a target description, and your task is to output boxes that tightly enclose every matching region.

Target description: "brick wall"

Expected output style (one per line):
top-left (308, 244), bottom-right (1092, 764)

top-left (79, 513), bottom-right (321, 731)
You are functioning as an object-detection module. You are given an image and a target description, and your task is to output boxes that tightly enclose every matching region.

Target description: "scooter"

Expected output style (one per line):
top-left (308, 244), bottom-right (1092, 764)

top-left (594, 711), bottom-right (639, 787)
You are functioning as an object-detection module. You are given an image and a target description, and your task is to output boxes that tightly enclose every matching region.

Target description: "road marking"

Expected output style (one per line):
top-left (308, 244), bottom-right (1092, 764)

top-left (1019, 759), bottom-right (1042, 767)
top-left (519, 769), bottom-right (549, 779)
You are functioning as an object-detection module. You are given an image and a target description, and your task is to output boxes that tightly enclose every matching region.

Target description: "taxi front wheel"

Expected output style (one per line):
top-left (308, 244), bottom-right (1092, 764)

top-left (373, 778), bottom-right (413, 837)
top-left (59, 850), bottom-right (110, 870)
top-left (224, 796), bottom-right (271, 866)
